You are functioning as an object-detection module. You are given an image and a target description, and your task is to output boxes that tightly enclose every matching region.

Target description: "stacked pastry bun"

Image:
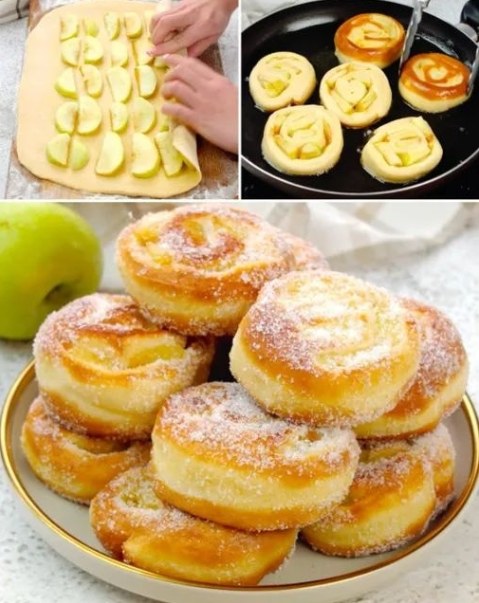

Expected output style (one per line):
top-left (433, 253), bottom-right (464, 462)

top-left (21, 204), bottom-right (467, 583)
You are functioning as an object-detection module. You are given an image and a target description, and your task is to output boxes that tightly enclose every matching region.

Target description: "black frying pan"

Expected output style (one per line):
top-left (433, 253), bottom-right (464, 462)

top-left (241, 0), bottom-right (479, 198)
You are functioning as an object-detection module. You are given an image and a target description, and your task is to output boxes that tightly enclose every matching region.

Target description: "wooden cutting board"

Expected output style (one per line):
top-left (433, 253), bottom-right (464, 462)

top-left (6, 0), bottom-right (237, 199)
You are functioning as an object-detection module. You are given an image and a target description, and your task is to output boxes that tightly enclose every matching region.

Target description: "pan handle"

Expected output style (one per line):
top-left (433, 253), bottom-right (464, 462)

top-left (460, 0), bottom-right (479, 40)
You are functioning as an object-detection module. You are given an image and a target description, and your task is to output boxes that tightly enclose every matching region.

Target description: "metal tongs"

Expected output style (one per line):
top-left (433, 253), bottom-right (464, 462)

top-left (398, 0), bottom-right (432, 74)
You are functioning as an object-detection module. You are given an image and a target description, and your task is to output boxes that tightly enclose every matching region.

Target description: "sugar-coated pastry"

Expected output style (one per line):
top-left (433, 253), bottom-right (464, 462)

top-left (399, 53), bottom-right (470, 113)
top-left (249, 51), bottom-right (317, 112)
top-left (34, 293), bottom-right (214, 439)
top-left (319, 61), bottom-right (392, 128)
top-left (361, 116), bottom-right (443, 183)
top-left (301, 437), bottom-right (437, 557)
top-left (262, 105), bottom-right (344, 176)
top-left (90, 466), bottom-right (297, 585)
top-left (151, 382), bottom-right (360, 531)
top-left (356, 299), bottom-right (468, 439)
top-left (335, 13), bottom-right (405, 69)
top-left (116, 205), bottom-right (295, 336)
top-left (230, 271), bottom-right (421, 427)
top-left (279, 231), bottom-right (330, 271)
top-left (21, 396), bottom-right (150, 504)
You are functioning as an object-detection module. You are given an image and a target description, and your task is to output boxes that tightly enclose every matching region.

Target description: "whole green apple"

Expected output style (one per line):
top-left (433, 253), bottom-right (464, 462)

top-left (0, 203), bottom-right (102, 340)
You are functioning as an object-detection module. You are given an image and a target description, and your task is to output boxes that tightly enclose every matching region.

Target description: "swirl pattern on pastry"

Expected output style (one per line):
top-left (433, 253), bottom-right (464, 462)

top-left (248, 51), bottom-right (317, 112)
top-left (319, 61), bottom-right (392, 128)
top-left (399, 53), bottom-right (470, 113)
top-left (151, 382), bottom-right (360, 531)
top-left (34, 293), bottom-right (214, 439)
top-left (262, 105), bottom-right (344, 176)
top-left (356, 299), bottom-right (468, 439)
top-left (230, 270), bottom-right (421, 427)
top-left (361, 116), bottom-right (443, 183)
top-left (335, 13), bottom-right (405, 68)
top-left (21, 396), bottom-right (151, 504)
top-left (90, 466), bottom-right (297, 585)
top-left (301, 437), bottom-right (437, 557)
top-left (116, 205), bottom-right (295, 336)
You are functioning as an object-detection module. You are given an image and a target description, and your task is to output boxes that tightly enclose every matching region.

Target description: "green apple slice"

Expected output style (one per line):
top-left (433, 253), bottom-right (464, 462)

top-left (107, 67), bottom-right (132, 102)
top-left (131, 133), bottom-right (160, 178)
top-left (80, 65), bottom-right (103, 98)
top-left (55, 68), bottom-right (78, 99)
top-left (110, 102), bottom-right (129, 133)
top-left (132, 98), bottom-right (156, 133)
top-left (60, 15), bottom-right (79, 41)
top-left (104, 12), bottom-right (120, 39)
top-left (136, 66), bottom-right (157, 98)
top-left (46, 133), bottom-right (71, 167)
top-left (77, 95), bottom-right (102, 135)
top-left (154, 131), bottom-right (183, 176)
top-left (134, 39), bottom-right (154, 65)
top-left (70, 139), bottom-right (90, 170)
top-left (55, 101), bottom-right (79, 134)
top-left (124, 12), bottom-right (143, 38)
top-left (110, 41), bottom-right (129, 67)
top-left (61, 38), bottom-right (81, 66)
top-left (96, 132), bottom-right (125, 175)
top-left (84, 18), bottom-right (99, 36)
top-left (84, 35), bottom-right (104, 64)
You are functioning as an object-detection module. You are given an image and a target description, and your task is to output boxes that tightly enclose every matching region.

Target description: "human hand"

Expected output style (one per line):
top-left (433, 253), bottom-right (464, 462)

top-left (150, 0), bottom-right (237, 58)
top-left (161, 54), bottom-right (238, 154)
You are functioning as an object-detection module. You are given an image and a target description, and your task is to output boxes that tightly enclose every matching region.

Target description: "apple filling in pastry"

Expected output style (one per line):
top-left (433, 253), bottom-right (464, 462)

top-left (262, 105), bottom-right (344, 176)
top-left (334, 13), bottom-right (405, 69)
top-left (249, 51), bottom-right (316, 112)
top-left (399, 52), bottom-right (470, 113)
top-left (319, 61), bottom-right (392, 128)
top-left (361, 116), bottom-right (443, 183)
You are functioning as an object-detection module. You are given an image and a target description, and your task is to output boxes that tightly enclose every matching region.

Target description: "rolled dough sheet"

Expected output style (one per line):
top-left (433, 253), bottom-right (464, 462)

top-left (16, 0), bottom-right (202, 198)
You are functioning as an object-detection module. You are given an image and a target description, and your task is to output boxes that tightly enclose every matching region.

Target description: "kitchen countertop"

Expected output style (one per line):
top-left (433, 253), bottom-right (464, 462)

top-left (1, 207), bottom-right (478, 603)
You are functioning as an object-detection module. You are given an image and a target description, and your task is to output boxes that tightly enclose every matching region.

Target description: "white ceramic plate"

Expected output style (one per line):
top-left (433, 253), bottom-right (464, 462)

top-left (1, 362), bottom-right (478, 603)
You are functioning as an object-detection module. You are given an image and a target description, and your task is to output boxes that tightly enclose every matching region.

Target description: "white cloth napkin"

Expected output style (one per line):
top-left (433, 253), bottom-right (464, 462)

top-left (0, 0), bottom-right (28, 24)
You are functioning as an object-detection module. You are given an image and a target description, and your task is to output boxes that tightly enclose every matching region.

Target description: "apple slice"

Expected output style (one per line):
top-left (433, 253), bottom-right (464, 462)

top-left (61, 38), bottom-right (81, 66)
top-left (84, 35), bottom-right (104, 64)
top-left (132, 98), bottom-right (156, 133)
top-left (155, 131), bottom-right (183, 176)
top-left (107, 67), bottom-right (132, 102)
top-left (104, 12), bottom-right (120, 39)
top-left (46, 133), bottom-right (71, 167)
top-left (96, 132), bottom-right (125, 175)
top-left (84, 18), bottom-right (99, 36)
top-left (110, 41), bottom-right (129, 67)
top-left (144, 10), bottom-right (154, 39)
top-left (131, 133), bottom-right (160, 178)
top-left (55, 101), bottom-right (78, 134)
top-left (124, 12), bottom-right (143, 38)
top-left (77, 95), bottom-right (102, 135)
top-left (80, 65), bottom-right (103, 98)
top-left (134, 39), bottom-right (154, 65)
top-left (55, 68), bottom-right (78, 99)
top-left (60, 15), bottom-right (79, 40)
top-left (70, 139), bottom-right (90, 170)
top-left (136, 66), bottom-right (157, 98)
top-left (110, 102), bottom-right (129, 133)
top-left (157, 112), bottom-right (172, 132)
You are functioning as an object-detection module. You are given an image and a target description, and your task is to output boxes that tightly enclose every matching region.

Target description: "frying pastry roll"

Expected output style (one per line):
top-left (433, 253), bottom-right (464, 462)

top-left (361, 116), bottom-right (443, 183)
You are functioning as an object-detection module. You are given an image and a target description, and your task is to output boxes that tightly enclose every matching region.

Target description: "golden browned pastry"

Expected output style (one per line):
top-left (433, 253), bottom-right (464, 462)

top-left (399, 53), bottom-right (470, 113)
top-left (279, 230), bottom-right (330, 271)
top-left (334, 13), bottom-right (405, 68)
top-left (21, 396), bottom-right (150, 504)
top-left (230, 270), bottom-right (421, 427)
top-left (356, 299), bottom-right (468, 439)
top-left (151, 382), bottom-right (360, 531)
top-left (34, 293), bottom-right (214, 439)
top-left (361, 116), bottom-right (443, 183)
top-left (301, 438), bottom-right (437, 557)
top-left (319, 61), bottom-right (392, 128)
top-left (90, 466), bottom-right (297, 585)
top-left (261, 105), bottom-right (344, 176)
top-left (116, 205), bottom-right (295, 336)
top-left (248, 51), bottom-right (317, 112)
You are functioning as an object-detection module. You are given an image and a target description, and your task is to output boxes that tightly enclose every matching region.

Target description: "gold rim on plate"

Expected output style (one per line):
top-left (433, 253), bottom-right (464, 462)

top-left (1, 360), bottom-right (479, 593)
